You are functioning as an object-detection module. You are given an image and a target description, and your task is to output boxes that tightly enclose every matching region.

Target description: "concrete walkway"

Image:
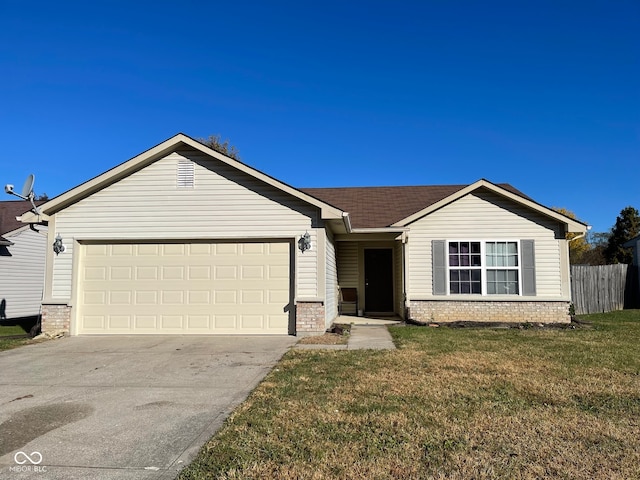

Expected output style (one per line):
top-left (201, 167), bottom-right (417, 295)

top-left (295, 324), bottom-right (397, 351)
top-left (347, 325), bottom-right (396, 350)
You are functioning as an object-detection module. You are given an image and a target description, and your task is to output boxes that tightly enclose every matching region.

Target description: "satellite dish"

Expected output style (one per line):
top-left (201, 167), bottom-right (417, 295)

top-left (4, 173), bottom-right (41, 215)
top-left (21, 174), bottom-right (35, 199)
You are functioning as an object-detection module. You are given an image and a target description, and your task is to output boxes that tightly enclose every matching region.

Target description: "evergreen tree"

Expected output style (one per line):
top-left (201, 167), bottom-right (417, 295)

top-left (604, 206), bottom-right (639, 264)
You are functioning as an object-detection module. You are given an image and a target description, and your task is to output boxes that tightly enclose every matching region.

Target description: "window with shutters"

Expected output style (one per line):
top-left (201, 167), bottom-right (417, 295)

top-left (177, 160), bottom-right (195, 188)
top-left (447, 240), bottom-right (520, 295)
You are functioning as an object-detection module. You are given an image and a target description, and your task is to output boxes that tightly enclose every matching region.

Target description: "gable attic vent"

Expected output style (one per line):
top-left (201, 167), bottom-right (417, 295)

top-left (177, 159), bottom-right (195, 188)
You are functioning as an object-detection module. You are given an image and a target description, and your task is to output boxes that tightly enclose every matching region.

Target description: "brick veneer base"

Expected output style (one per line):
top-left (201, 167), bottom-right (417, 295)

top-left (296, 302), bottom-right (326, 335)
top-left (408, 300), bottom-right (571, 324)
top-left (41, 304), bottom-right (72, 334)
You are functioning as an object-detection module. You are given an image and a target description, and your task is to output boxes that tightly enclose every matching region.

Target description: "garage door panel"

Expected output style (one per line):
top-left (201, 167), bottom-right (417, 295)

top-left (135, 315), bottom-right (157, 329)
top-left (78, 241), bottom-right (290, 334)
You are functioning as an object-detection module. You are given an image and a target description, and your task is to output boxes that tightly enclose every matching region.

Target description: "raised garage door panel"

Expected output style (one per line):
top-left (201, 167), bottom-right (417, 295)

top-left (78, 242), bottom-right (290, 334)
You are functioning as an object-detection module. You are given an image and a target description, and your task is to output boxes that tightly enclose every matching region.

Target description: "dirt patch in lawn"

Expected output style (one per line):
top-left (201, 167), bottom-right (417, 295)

top-left (296, 324), bottom-right (351, 345)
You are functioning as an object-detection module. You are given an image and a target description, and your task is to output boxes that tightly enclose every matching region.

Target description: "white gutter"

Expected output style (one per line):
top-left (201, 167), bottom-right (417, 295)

top-left (350, 227), bottom-right (410, 234)
top-left (342, 212), bottom-right (353, 233)
top-left (569, 225), bottom-right (592, 243)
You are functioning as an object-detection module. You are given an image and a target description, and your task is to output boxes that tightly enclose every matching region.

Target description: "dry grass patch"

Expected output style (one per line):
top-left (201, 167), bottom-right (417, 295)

top-left (297, 324), bottom-right (351, 345)
top-left (179, 310), bottom-right (640, 480)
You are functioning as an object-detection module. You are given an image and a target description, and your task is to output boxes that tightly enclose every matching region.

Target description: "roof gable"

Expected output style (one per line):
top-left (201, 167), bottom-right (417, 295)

top-left (394, 179), bottom-right (586, 232)
top-left (22, 134), bottom-right (344, 222)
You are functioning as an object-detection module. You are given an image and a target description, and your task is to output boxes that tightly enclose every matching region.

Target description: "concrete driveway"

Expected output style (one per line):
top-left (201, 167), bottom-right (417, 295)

top-left (0, 335), bottom-right (296, 479)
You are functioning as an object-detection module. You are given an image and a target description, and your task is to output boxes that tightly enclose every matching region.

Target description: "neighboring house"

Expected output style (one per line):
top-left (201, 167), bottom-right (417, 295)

top-left (20, 134), bottom-right (587, 336)
top-left (0, 201), bottom-right (47, 320)
top-left (623, 235), bottom-right (640, 302)
top-left (623, 235), bottom-right (640, 267)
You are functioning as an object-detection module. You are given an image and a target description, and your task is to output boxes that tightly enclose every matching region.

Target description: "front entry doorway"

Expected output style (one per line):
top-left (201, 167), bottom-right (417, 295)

top-left (364, 249), bottom-right (394, 313)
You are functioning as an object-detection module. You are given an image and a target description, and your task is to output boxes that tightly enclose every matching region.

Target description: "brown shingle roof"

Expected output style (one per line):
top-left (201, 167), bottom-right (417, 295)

top-left (0, 201), bottom-right (44, 235)
top-left (300, 183), bottom-right (528, 229)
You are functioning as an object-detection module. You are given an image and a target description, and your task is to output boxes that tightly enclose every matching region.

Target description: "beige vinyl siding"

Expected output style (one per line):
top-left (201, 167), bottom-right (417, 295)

top-left (337, 242), bottom-right (359, 288)
top-left (336, 241), bottom-right (359, 313)
top-left (325, 229), bottom-right (338, 324)
top-left (50, 149), bottom-right (320, 300)
top-left (408, 190), bottom-right (565, 299)
top-left (0, 226), bottom-right (47, 318)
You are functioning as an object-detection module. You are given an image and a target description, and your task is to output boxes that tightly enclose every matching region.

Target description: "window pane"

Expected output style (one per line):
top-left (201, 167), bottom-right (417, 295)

top-left (449, 243), bottom-right (459, 254)
top-left (460, 270), bottom-right (470, 281)
top-left (450, 282), bottom-right (459, 294)
top-left (471, 254), bottom-right (482, 266)
top-left (460, 255), bottom-right (470, 266)
top-left (471, 242), bottom-right (481, 254)
top-left (449, 255), bottom-right (459, 266)
top-left (460, 242), bottom-right (469, 254)
top-left (508, 242), bottom-right (517, 254)
top-left (486, 268), bottom-right (519, 295)
top-left (471, 270), bottom-right (481, 281)
top-left (461, 283), bottom-right (471, 294)
top-left (450, 270), bottom-right (459, 281)
top-left (471, 282), bottom-right (481, 294)
top-left (508, 255), bottom-right (518, 267)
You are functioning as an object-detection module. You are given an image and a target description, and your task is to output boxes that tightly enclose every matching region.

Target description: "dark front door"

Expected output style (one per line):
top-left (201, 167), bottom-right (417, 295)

top-left (364, 249), bottom-right (394, 313)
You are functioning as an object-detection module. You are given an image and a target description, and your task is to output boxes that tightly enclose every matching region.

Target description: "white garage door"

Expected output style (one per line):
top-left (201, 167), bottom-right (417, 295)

top-left (77, 242), bottom-right (291, 335)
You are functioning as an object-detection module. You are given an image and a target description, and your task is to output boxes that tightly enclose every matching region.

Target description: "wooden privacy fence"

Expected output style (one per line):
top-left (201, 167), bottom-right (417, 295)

top-left (571, 264), bottom-right (639, 315)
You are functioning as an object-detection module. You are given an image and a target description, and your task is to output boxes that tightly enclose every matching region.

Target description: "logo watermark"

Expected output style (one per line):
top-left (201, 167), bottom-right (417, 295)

top-left (9, 451), bottom-right (47, 473)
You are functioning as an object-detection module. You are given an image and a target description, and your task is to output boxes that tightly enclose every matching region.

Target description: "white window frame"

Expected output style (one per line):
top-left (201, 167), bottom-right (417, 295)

top-left (446, 240), bottom-right (522, 296)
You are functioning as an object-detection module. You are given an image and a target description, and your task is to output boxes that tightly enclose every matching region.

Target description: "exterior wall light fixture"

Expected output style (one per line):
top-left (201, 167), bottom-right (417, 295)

top-left (53, 234), bottom-right (65, 255)
top-left (298, 231), bottom-right (311, 253)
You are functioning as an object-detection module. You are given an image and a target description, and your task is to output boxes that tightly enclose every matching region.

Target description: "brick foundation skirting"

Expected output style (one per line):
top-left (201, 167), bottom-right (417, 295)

top-left (41, 304), bottom-right (72, 334)
top-left (408, 300), bottom-right (571, 324)
top-left (296, 302), bottom-right (326, 334)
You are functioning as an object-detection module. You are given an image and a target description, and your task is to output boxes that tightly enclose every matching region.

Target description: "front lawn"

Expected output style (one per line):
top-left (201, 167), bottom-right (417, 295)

top-left (179, 310), bottom-right (640, 479)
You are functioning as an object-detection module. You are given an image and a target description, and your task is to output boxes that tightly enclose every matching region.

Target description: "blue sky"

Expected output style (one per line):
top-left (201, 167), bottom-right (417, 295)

top-left (1, 1), bottom-right (638, 234)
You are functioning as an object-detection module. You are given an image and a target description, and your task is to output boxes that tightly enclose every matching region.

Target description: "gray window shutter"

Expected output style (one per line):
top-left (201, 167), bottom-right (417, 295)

top-left (521, 239), bottom-right (536, 296)
top-left (432, 240), bottom-right (447, 295)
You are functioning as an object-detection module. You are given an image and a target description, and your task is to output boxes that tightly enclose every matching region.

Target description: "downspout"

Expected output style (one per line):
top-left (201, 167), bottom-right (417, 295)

top-left (401, 231), bottom-right (409, 320)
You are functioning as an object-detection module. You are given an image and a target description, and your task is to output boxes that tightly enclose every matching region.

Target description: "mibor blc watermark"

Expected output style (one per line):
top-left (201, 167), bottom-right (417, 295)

top-left (9, 451), bottom-right (47, 473)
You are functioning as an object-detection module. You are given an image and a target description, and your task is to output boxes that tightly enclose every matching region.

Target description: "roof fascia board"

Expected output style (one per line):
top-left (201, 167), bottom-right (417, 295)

top-left (393, 179), bottom-right (588, 233)
top-left (27, 133), bottom-right (344, 222)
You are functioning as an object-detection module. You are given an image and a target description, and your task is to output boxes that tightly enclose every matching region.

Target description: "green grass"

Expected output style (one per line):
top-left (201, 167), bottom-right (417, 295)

top-left (0, 336), bottom-right (33, 351)
top-left (0, 316), bottom-right (38, 351)
top-left (178, 310), bottom-right (640, 479)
